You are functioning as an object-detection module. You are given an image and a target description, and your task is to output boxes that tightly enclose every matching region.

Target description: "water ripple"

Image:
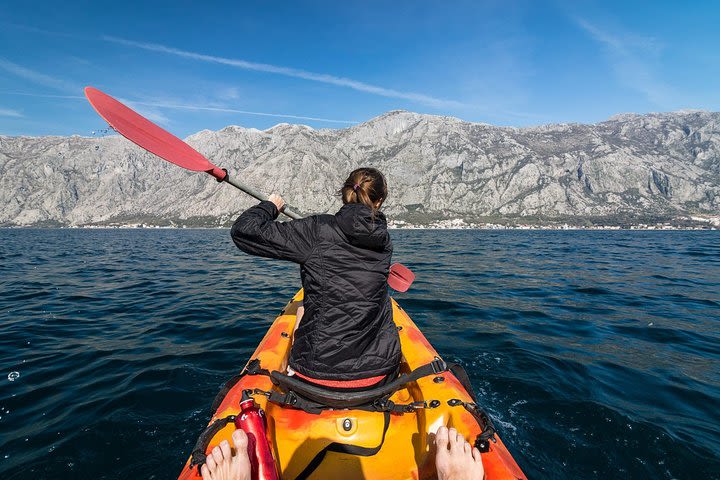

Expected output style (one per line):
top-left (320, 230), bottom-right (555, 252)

top-left (0, 228), bottom-right (719, 479)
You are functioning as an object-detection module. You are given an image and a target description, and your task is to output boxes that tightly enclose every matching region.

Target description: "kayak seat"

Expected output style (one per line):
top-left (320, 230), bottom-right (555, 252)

top-left (267, 358), bottom-right (447, 410)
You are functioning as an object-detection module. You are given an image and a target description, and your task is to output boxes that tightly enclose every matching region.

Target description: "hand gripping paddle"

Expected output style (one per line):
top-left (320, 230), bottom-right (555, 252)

top-left (84, 86), bottom-right (301, 219)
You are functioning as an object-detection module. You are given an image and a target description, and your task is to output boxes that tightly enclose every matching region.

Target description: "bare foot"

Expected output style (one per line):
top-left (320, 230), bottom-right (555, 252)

top-left (201, 429), bottom-right (252, 480)
top-left (435, 426), bottom-right (484, 480)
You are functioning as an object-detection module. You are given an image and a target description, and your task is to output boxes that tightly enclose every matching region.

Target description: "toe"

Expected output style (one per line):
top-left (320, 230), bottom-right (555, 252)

top-left (232, 429), bottom-right (249, 453)
top-left (472, 447), bottom-right (485, 477)
top-left (200, 463), bottom-right (212, 480)
top-left (435, 426), bottom-right (450, 450)
top-left (464, 441), bottom-right (471, 454)
top-left (472, 447), bottom-right (482, 464)
top-left (219, 440), bottom-right (232, 461)
top-left (205, 454), bottom-right (217, 473)
top-left (212, 445), bottom-right (224, 464)
top-left (232, 428), bottom-right (252, 477)
top-left (448, 428), bottom-right (461, 451)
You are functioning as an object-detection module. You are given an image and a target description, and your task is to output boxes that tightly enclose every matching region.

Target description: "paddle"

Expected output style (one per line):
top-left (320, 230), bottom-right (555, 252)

top-left (388, 263), bottom-right (415, 292)
top-left (84, 87), bottom-right (302, 219)
top-left (84, 86), bottom-right (416, 291)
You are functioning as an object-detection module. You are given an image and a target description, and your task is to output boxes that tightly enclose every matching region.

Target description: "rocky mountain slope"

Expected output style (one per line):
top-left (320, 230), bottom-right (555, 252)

top-left (1, 110), bottom-right (719, 227)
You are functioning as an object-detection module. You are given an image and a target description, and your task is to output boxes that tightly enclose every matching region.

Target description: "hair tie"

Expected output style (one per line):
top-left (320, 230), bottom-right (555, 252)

top-left (353, 183), bottom-right (360, 191)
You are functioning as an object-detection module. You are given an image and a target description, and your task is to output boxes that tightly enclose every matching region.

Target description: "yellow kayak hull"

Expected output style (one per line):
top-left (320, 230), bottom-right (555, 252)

top-left (178, 291), bottom-right (526, 480)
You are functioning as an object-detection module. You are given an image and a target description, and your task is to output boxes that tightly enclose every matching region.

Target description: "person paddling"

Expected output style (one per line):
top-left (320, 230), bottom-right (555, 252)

top-left (231, 167), bottom-right (401, 388)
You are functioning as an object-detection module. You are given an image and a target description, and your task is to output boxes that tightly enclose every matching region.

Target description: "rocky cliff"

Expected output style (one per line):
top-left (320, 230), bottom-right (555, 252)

top-left (1, 110), bottom-right (718, 227)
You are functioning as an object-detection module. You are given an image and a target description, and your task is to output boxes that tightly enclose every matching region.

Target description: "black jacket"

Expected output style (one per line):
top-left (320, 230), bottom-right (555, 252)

top-left (231, 201), bottom-right (401, 380)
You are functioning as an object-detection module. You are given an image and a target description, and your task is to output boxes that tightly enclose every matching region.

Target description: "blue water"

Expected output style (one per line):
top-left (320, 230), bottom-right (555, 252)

top-left (0, 229), bottom-right (718, 479)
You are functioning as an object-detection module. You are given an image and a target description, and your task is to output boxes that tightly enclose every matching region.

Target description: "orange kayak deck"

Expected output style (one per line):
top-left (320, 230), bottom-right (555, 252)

top-left (178, 291), bottom-right (526, 480)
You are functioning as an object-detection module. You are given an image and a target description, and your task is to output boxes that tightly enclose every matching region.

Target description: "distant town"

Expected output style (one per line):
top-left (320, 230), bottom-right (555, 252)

top-left (387, 216), bottom-right (720, 230)
top-left (44, 215), bottom-right (720, 230)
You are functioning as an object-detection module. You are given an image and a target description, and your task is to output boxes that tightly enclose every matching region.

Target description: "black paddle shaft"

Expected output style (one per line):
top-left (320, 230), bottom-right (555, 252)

top-left (223, 173), bottom-right (302, 220)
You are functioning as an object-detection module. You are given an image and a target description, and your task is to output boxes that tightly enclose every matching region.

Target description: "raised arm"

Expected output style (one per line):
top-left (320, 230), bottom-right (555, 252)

top-left (231, 201), bottom-right (316, 264)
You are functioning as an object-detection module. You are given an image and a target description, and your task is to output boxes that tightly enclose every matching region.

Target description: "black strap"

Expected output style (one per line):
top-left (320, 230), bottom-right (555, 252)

top-left (447, 399), bottom-right (497, 453)
top-left (259, 387), bottom-right (440, 415)
top-left (189, 415), bottom-right (237, 470)
top-left (264, 389), bottom-right (324, 415)
top-left (444, 364), bottom-right (496, 451)
top-left (210, 359), bottom-right (273, 414)
top-left (448, 363), bottom-right (478, 402)
top-left (295, 411), bottom-right (391, 480)
top-left (268, 358), bottom-right (447, 409)
top-left (466, 403), bottom-right (497, 452)
top-left (210, 373), bottom-right (245, 413)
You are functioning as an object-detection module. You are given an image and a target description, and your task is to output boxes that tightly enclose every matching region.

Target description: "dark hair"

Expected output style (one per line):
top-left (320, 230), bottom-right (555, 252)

top-left (340, 167), bottom-right (388, 211)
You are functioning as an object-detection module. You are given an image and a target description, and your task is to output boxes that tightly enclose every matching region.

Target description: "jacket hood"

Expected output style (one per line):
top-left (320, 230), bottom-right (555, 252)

top-left (335, 203), bottom-right (389, 250)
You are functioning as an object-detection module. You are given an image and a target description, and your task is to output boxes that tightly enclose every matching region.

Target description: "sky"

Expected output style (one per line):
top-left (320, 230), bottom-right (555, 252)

top-left (0, 0), bottom-right (718, 137)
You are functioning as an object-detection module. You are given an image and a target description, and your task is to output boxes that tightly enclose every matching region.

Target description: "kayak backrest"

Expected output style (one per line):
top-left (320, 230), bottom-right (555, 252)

top-left (269, 358), bottom-right (447, 409)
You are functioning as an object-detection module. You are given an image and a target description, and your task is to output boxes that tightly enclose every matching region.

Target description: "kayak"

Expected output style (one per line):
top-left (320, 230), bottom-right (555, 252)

top-left (83, 88), bottom-right (526, 480)
top-left (178, 290), bottom-right (527, 480)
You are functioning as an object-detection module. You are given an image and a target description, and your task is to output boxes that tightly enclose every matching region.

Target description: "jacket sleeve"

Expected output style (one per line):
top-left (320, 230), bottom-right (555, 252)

top-left (230, 201), bottom-right (317, 264)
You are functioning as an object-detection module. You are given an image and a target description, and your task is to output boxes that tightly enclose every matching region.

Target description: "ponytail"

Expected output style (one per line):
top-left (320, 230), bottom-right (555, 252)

top-left (340, 168), bottom-right (388, 212)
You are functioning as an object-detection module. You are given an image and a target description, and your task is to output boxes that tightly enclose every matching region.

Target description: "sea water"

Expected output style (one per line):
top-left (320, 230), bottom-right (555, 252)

top-left (0, 229), bottom-right (718, 479)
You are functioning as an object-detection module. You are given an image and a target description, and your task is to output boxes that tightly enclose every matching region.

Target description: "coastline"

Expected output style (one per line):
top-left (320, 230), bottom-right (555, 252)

top-left (2, 214), bottom-right (718, 231)
top-left (0, 223), bottom-right (717, 231)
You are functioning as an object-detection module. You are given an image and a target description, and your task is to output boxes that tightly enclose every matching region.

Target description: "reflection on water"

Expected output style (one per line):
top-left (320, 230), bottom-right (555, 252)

top-left (0, 228), bottom-right (718, 479)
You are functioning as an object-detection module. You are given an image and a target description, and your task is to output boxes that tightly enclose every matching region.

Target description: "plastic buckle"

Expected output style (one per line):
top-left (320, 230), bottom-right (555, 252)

top-left (431, 358), bottom-right (447, 374)
top-left (475, 437), bottom-right (491, 453)
top-left (475, 430), bottom-right (497, 453)
top-left (373, 398), bottom-right (392, 411)
top-left (284, 391), bottom-right (298, 406)
top-left (406, 401), bottom-right (428, 412)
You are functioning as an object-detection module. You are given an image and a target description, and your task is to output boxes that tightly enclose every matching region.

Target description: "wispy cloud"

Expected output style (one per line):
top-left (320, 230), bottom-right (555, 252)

top-left (0, 58), bottom-right (80, 93)
top-left (124, 102), bottom-right (171, 125)
top-left (0, 91), bottom-right (84, 100)
top-left (102, 35), bottom-right (466, 109)
top-left (0, 107), bottom-right (22, 118)
top-left (575, 18), bottom-right (675, 106)
top-left (0, 91), bottom-right (356, 124)
top-left (127, 100), bottom-right (357, 124)
top-left (217, 87), bottom-right (241, 101)
top-left (0, 22), bottom-right (82, 40)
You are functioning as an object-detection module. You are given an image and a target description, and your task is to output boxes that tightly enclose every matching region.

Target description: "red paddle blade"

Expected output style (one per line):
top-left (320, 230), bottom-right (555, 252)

top-left (84, 87), bottom-right (227, 180)
top-left (388, 263), bottom-right (415, 292)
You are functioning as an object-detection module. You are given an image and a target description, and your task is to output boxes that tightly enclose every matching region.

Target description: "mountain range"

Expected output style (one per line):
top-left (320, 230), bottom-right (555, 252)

top-left (1, 109), bottom-right (718, 227)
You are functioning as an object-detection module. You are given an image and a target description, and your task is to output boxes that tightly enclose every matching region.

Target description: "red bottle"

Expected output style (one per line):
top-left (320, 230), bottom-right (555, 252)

top-left (234, 390), bottom-right (279, 480)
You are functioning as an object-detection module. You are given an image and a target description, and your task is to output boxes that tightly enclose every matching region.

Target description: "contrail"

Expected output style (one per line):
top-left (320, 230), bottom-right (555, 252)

top-left (0, 91), bottom-right (356, 124)
top-left (0, 91), bottom-right (84, 99)
top-left (102, 36), bottom-right (466, 109)
top-left (0, 58), bottom-right (81, 92)
top-left (127, 100), bottom-right (357, 124)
